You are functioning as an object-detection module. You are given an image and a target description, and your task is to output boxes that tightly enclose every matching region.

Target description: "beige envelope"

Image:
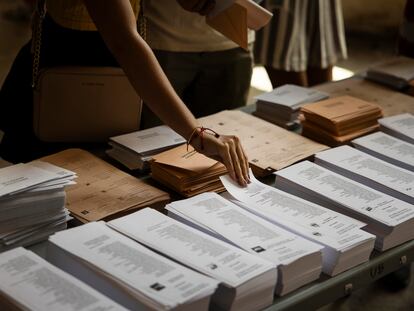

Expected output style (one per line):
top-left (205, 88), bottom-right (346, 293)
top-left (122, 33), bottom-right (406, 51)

top-left (207, 3), bottom-right (248, 50)
top-left (206, 0), bottom-right (273, 50)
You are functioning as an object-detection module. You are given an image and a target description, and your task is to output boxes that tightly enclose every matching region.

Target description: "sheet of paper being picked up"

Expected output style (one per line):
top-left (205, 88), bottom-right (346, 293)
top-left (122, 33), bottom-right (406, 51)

top-left (206, 0), bottom-right (273, 50)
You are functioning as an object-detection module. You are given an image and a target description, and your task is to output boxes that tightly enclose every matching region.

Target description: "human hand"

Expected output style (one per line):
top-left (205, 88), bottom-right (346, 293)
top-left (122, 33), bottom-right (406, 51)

top-left (190, 129), bottom-right (250, 187)
top-left (176, 0), bottom-right (216, 15)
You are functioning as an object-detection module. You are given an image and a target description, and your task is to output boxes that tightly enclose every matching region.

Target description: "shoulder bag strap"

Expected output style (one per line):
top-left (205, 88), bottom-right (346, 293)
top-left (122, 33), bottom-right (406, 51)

top-left (31, 0), bottom-right (46, 89)
top-left (31, 0), bottom-right (146, 89)
top-left (138, 0), bottom-right (147, 41)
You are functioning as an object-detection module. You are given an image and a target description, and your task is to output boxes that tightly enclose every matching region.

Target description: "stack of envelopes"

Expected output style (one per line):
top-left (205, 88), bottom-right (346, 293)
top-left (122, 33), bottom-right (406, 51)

top-left (107, 125), bottom-right (185, 171)
top-left (151, 144), bottom-right (227, 197)
top-left (253, 84), bottom-right (329, 129)
top-left (0, 161), bottom-right (75, 251)
top-left (300, 96), bottom-right (383, 146)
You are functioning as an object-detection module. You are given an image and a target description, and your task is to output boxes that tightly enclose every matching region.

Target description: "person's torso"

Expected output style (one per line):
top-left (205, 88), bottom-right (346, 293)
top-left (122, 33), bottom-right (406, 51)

top-left (144, 0), bottom-right (241, 52)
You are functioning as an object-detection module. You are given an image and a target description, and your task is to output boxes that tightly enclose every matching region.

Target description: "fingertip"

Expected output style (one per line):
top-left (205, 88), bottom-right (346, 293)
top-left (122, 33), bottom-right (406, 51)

top-left (238, 177), bottom-right (247, 187)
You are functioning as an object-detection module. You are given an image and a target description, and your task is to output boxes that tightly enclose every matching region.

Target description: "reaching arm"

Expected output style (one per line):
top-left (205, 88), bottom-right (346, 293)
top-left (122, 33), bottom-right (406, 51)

top-left (83, 0), bottom-right (250, 185)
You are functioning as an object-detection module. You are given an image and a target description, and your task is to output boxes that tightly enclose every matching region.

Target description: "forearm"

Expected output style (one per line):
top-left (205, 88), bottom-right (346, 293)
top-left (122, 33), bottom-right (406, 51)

top-left (83, 0), bottom-right (198, 140)
top-left (111, 33), bottom-right (198, 139)
top-left (83, 0), bottom-right (250, 186)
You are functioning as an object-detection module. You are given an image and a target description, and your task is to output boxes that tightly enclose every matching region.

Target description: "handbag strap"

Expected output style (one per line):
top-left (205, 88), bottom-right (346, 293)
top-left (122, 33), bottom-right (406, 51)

top-left (138, 0), bottom-right (147, 42)
top-left (31, 0), bottom-right (146, 89)
top-left (31, 0), bottom-right (46, 89)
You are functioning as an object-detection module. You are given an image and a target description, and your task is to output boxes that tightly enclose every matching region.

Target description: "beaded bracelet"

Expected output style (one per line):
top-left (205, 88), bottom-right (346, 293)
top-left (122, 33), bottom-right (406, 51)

top-left (186, 127), bottom-right (220, 151)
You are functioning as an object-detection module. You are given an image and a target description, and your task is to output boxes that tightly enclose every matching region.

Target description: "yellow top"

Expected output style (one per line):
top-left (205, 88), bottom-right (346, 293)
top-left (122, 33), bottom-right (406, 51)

top-left (46, 0), bottom-right (140, 31)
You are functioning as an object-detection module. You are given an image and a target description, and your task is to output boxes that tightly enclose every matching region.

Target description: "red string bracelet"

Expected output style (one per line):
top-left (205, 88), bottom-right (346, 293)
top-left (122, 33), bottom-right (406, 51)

top-left (186, 126), bottom-right (220, 151)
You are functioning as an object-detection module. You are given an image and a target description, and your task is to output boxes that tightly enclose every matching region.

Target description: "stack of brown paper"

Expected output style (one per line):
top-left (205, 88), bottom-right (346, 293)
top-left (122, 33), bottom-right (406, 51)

top-left (199, 110), bottom-right (329, 176)
top-left (207, 3), bottom-right (247, 49)
top-left (301, 96), bottom-right (383, 146)
top-left (313, 78), bottom-right (414, 116)
top-left (41, 149), bottom-right (170, 222)
top-left (207, 0), bottom-right (272, 50)
top-left (151, 144), bottom-right (227, 197)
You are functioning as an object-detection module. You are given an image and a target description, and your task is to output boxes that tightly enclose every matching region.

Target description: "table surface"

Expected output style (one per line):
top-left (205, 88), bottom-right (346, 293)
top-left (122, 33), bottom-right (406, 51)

top-left (27, 78), bottom-right (414, 310)
top-left (28, 226), bottom-right (414, 311)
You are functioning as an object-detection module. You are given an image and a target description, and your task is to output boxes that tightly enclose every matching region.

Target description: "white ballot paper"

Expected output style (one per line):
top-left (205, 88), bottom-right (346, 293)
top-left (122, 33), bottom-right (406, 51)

top-left (108, 208), bottom-right (278, 311)
top-left (110, 125), bottom-right (185, 156)
top-left (255, 84), bottom-right (329, 110)
top-left (221, 172), bottom-right (367, 249)
top-left (352, 132), bottom-right (414, 172)
top-left (220, 172), bottom-right (375, 275)
top-left (0, 247), bottom-right (125, 311)
top-left (367, 56), bottom-right (414, 86)
top-left (48, 222), bottom-right (218, 311)
top-left (276, 161), bottom-right (414, 227)
top-left (0, 161), bottom-right (75, 251)
top-left (166, 192), bottom-right (323, 295)
top-left (275, 161), bottom-right (414, 250)
top-left (0, 162), bottom-right (74, 197)
top-left (315, 145), bottom-right (414, 204)
top-left (108, 125), bottom-right (186, 170)
top-left (378, 113), bottom-right (414, 144)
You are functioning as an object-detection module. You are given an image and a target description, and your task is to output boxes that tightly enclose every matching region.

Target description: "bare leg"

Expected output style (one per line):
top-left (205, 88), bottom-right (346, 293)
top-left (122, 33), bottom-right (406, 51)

top-left (307, 66), bottom-right (333, 86)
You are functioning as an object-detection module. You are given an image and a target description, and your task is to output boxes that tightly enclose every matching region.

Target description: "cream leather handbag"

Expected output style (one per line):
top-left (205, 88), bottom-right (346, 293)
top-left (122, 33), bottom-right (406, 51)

top-left (32, 0), bottom-right (144, 142)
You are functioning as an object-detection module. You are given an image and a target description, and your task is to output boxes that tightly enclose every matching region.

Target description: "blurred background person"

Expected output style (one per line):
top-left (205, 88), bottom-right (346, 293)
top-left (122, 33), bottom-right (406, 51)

top-left (141, 0), bottom-right (254, 128)
top-left (398, 0), bottom-right (414, 58)
top-left (254, 0), bottom-right (347, 88)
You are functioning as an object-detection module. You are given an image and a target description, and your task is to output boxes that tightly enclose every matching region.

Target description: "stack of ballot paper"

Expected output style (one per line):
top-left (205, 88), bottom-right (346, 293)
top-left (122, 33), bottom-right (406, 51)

top-left (275, 161), bottom-right (414, 251)
top-left (107, 125), bottom-right (185, 171)
top-left (0, 248), bottom-right (125, 310)
top-left (42, 149), bottom-right (170, 222)
top-left (220, 173), bottom-right (375, 276)
top-left (107, 208), bottom-right (278, 311)
top-left (48, 222), bottom-right (219, 311)
top-left (166, 192), bottom-right (323, 295)
top-left (207, 0), bottom-right (272, 50)
top-left (151, 144), bottom-right (227, 197)
top-left (366, 56), bottom-right (414, 90)
top-left (315, 146), bottom-right (414, 204)
top-left (200, 110), bottom-right (328, 176)
top-left (352, 132), bottom-right (414, 172)
top-left (253, 85), bottom-right (329, 129)
top-left (0, 161), bottom-right (75, 251)
top-left (378, 113), bottom-right (414, 144)
top-left (300, 96), bottom-right (383, 146)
